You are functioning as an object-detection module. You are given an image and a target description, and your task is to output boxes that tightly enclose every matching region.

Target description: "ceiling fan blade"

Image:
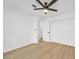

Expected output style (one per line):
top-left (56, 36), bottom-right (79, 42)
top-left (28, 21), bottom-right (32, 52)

top-left (48, 0), bottom-right (58, 7)
top-left (34, 8), bottom-right (44, 10)
top-left (36, 0), bottom-right (44, 7)
top-left (32, 4), bottom-right (37, 8)
top-left (48, 8), bottom-right (58, 12)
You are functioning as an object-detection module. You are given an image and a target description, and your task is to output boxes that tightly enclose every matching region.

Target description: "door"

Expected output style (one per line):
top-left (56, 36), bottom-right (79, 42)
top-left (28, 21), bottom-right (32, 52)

top-left (41, 20), bottom-right (50, 42)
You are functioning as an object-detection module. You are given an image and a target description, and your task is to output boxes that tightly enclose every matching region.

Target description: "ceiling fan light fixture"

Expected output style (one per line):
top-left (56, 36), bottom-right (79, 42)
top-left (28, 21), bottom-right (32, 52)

top-left (43, 9), bottom-right (48, 13)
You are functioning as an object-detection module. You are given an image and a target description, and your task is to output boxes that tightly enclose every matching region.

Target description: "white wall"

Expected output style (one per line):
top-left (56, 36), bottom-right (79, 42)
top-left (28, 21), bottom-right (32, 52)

top-left (50, 19), bottom-right (75, 46)
top-left (3, 7), bottom-right (40, 53)
top-left (43, 12), bottom-right (75, 46)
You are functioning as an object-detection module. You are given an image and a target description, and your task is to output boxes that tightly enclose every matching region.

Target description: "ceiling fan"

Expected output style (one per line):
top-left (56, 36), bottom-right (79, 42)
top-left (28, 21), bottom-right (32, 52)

top-left (32, 0), bottom-right (58, 14)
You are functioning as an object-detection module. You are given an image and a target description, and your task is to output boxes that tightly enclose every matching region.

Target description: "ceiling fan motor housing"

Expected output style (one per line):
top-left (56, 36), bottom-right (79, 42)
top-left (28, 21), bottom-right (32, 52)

top-left (44, 2), bottom-right (47, 5)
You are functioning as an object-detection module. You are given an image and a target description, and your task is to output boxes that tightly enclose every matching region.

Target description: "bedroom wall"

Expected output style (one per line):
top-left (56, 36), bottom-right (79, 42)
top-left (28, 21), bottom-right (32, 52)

top-left (44, 12), bottom-right (75, 46)
top-left (50, 18), bottom-right (75, 46)
top-left (3, 7), bottom-right (41, 53)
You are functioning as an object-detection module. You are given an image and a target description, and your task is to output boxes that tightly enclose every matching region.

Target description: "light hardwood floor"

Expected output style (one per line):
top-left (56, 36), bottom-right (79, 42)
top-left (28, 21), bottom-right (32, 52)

top-left (4, 41), bottom-right (75, 59)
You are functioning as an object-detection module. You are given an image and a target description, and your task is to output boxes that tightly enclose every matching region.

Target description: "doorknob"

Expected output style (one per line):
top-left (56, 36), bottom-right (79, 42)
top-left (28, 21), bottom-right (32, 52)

top-left (48, 32), bottom-right (50, 33)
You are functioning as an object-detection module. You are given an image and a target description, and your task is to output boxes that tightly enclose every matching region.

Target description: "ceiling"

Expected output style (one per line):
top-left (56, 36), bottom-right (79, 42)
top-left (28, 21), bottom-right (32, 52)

top-left (4, 0), bottom-right (75, 16)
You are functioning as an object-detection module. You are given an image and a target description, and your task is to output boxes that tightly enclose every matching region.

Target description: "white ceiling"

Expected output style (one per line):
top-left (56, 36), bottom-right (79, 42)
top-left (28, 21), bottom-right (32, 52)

top-left (4, 0), bottom-right (75, 16)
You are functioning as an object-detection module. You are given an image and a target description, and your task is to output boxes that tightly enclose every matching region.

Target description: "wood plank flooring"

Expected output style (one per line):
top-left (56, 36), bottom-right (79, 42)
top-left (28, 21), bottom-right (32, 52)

top-left (3, 41), bottom-right (75, 59)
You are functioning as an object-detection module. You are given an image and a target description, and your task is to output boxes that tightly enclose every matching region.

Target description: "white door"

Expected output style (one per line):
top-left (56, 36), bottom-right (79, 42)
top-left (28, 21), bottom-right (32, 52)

top-left (41, 20), bottom-right (50, 42)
